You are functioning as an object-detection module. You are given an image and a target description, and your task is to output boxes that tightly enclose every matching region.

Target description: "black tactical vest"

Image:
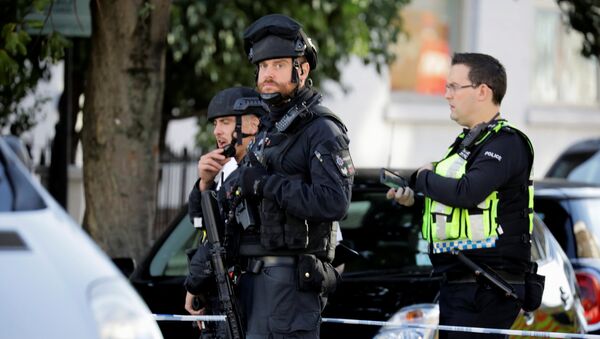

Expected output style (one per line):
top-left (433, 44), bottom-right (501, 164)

top-left (238, 102), bottom-right (347, 262)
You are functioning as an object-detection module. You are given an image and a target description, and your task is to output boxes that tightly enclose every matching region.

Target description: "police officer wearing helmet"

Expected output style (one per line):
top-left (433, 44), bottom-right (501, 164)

top-left (231, 14), bottom-right (355, 338)
top-left (388, 53), bottom-right (538, 338)
top-left (184, 86), bottom-right (267, 337)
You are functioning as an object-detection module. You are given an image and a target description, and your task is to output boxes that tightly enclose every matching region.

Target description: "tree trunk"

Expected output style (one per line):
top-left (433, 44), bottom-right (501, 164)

top-left (82, 0), bottom-right (171, 263)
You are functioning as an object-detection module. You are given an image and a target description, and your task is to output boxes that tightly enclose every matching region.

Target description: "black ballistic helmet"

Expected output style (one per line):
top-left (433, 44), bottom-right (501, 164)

top-left (207, 87), bottom-right (268, 121)
top-left (243, 14), bottom-right (318, 70)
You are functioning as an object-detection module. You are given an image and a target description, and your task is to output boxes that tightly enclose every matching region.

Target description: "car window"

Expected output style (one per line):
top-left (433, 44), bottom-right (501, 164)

top-left (0, 162), bottom-right (13, 211)
top-left (547, 151), bottom-right (597, 179)
top-left (534, 198), bottom-right (575, 257)
top-left (566, 152), bottom-right (600, 184)
top-left (149, 216), bottom-right (201, 277)
top-left (570, 198), bottom-right (600, 259)
top-left (0, 143), bottom-right (46, 212)
top-left (339, 192), bottom-right (430, 273)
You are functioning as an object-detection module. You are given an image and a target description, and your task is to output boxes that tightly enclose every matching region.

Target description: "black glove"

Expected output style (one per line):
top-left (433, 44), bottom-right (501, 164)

top-left (238, 166), bottom-right (269, 198)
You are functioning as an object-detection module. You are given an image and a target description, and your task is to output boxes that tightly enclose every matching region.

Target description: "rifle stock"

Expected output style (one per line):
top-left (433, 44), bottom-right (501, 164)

top-left (200, 191), bottom-right (245, 339)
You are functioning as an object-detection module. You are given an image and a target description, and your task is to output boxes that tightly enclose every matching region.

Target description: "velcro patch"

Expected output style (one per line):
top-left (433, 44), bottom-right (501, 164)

top-left (334, 150), bottom-right (355, 177)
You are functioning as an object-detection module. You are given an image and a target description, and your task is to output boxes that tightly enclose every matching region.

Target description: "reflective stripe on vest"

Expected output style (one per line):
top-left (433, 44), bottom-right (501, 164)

top-left (422, 120), bottom-right (534, 253)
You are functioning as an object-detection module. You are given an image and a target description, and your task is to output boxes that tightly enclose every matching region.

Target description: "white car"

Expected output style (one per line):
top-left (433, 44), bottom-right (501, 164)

top-left (0, 136), bottom-right (163, 339)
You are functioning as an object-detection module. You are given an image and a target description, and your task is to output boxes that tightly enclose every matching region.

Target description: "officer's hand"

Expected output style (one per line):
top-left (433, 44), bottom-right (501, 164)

top-left (386, 187), bottom-right (415, 206)
top-left (238, 166), bottom-right (269, 198)
top-left (198, 148), bottom-right (228, 191)
top-left (184, 292), bottom-right (206, 332)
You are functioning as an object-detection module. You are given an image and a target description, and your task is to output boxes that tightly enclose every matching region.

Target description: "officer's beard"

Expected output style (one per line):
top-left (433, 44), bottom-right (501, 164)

top-left (258, 79), bottom-right (299, 107)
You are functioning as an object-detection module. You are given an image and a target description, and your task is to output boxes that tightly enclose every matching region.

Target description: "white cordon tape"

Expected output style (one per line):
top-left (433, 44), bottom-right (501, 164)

top-left (153, 314), bottom-right (226, 322)
top-left (153, 314), bottom-right (599, 338)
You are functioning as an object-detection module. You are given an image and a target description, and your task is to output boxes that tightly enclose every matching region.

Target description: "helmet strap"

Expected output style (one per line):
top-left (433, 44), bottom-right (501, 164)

top-left (291, 58), bottom-right (300, 84)
top-left (235, 115), bottom-right (243, 145)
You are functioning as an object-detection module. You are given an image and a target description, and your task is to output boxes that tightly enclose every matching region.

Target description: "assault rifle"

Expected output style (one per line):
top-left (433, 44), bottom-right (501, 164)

top-left (200, 191), bottom-right (245, 339)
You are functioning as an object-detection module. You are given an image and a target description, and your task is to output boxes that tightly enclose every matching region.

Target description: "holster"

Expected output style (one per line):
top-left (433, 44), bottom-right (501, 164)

top-left (522, 263), bottom-right (545, 312)
top-left (297, 254), bottom-right (340, 295)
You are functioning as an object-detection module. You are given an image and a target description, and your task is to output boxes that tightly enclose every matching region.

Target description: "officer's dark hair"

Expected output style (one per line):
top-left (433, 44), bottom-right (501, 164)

top-left (452, 53), bottom-right (506, 105)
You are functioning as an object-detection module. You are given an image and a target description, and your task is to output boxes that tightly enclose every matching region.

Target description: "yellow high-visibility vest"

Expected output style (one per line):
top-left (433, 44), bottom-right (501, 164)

top-left (422, 121), bottom-right (534, 254)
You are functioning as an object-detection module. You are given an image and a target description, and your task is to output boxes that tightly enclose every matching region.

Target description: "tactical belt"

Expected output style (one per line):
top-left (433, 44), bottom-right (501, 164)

top-left (445, 270), bottom-right (525, 284)
top-left (246, 256), bottom-right (296, 273)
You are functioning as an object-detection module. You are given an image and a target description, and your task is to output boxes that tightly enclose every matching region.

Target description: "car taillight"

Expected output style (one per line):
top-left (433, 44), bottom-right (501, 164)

top-left (576, 271), bottom-right (600, 325)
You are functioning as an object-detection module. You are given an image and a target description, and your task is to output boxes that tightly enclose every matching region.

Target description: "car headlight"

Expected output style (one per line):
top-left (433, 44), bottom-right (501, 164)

top-left (89, 278), bottom-right (163, 339)
top-left (373, 303), bottom-right (439, 339)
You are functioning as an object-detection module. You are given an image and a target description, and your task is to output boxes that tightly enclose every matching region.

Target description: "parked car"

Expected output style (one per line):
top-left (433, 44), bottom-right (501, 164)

top-left (546, 138), bottom-right (600, 185)
top-left (372, 213), bottom-right (587, 338)
top-left (0, 136), bottom-right (163, 339)
top-left (534, 179), bottom-right (600, 332)
top-left (129, 169), bottom-right (586, 338)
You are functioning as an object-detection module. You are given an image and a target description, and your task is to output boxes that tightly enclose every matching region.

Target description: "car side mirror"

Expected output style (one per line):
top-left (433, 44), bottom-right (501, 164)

top-left (112, 257), bottom-right (136, 277)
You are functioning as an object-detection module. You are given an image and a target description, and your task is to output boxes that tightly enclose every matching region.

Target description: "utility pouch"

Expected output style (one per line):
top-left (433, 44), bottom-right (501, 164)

top-left (297, 254), bottom-right (339, 294)
top-left (522, 263), bottom-right (545, 312)
top-left (259, 199), bottom-right (285, 249)
top-left (285, 213), bottom-right (309, 249)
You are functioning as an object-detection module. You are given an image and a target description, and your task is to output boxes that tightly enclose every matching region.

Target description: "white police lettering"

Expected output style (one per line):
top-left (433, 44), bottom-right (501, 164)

top-left (484, 151), bottom-right (502, 162)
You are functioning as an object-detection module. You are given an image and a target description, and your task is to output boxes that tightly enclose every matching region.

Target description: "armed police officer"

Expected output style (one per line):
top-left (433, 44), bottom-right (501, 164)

top-left (388, 53), bottom-right (538, 338)
top-left (231, 14), bottom-right (354, 339)
top-left (184, 86), bottom-right (267, 337)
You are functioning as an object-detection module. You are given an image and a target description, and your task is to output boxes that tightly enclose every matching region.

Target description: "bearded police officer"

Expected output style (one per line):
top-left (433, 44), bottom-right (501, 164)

top-left (388, 53), bottom-right (536, 338)
top-left (231, 14), bottom-right (354, 339)
top-left (184, 86), bottom-right (266, 337)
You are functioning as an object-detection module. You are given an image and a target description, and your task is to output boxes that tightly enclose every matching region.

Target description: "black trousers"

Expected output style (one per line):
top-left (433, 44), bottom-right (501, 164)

top-left (239, 264), bottom-right (324, 339)
top-left (438, 281), bottom-right (525, 339)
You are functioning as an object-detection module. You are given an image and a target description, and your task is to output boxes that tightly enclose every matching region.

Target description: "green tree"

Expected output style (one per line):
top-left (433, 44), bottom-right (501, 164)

top-left (163, 1), bottom-right (407, 150)
top-left (0, 0), bottom-right (69, 135)
top-left (557, 0), bottom-right (600, 60)
top-left (84, 0), bottom-right (410, 263)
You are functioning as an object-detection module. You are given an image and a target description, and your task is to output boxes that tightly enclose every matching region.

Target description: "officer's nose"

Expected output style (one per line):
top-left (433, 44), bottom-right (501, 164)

top-left (444, 87), bottom-right (453, 100)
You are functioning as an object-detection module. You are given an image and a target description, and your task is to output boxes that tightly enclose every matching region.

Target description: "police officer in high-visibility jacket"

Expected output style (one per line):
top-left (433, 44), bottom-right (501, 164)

top-left (388, 53), bottom-right (534, 339)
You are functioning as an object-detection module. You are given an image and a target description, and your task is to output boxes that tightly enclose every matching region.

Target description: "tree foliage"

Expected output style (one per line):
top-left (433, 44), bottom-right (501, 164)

top-left (557, 0), bottom-right (600, 60)
top-left (0, 0), bottom-right (69, 135)
top-left (164, 0), bottom-right (408, 149)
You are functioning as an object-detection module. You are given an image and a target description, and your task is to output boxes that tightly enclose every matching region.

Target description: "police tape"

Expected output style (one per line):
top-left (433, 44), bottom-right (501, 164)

top-left (154, 314), bottom-right (226, 322)
top-left (153, 314), bottom-right (600, 338)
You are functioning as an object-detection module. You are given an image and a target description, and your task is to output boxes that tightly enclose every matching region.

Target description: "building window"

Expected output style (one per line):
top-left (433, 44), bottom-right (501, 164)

top-left (531, 6), bottom-right (599, 106)
top-left (389, 0), bottom-right (462, 96)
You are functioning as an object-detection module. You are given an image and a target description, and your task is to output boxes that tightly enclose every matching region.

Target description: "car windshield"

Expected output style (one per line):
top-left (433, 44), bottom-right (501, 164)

top-left (0, 161), bottom-right (13, 211)
top-left (566, 152), bottom-right (600, 184)
top-left (339, 192), bottom-right (431, 274)
top-left (548, 151), bottom-right (600, 184)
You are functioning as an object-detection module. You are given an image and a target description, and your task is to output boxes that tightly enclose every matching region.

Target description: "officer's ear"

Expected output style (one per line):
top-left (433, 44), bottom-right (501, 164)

top-left (243, 114), bottom-right (260, 134)
top-left (476, 83), bottom-right (493, 103)
top-left (298, 59), bottom-right (310, 86)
